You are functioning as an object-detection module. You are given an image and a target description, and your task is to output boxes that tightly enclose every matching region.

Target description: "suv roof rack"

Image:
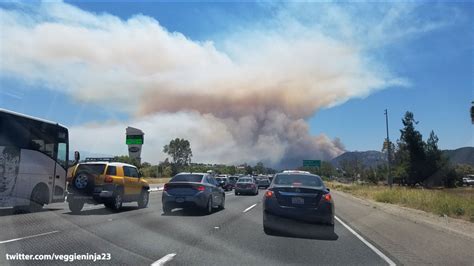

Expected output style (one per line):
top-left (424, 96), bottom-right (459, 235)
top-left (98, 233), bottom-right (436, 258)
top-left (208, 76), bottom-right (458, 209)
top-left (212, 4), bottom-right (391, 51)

top-left (84, 157), bottom-right (117, 162)
top-left (282, 170), bottom-right (311, 174)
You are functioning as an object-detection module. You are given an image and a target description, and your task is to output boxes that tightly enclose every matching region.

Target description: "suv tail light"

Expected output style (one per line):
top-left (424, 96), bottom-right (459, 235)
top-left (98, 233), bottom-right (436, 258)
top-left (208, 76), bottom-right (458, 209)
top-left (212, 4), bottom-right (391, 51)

top-left (322, 193), bottom-right (331, 202)
top-left (163, 184), bottom-right (169, 191)
top-left (197, 185), bottom-right (205, 191)
top-left (265, 190), bottom-right (274, 198)
top-left (104, 175), bottom-right (113, 183)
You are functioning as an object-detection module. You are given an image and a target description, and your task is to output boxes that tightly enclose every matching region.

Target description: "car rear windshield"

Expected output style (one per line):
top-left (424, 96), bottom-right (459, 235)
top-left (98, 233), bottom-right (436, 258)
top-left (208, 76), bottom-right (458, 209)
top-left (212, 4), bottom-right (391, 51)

top-left (76, 164), bottom-right (106, 175)
top-left (237, 178), bottom-right (252, 183)
top-left (273, 174), bottom-right (323, 187)
top-left (171, 174), bottom-right (203, 183)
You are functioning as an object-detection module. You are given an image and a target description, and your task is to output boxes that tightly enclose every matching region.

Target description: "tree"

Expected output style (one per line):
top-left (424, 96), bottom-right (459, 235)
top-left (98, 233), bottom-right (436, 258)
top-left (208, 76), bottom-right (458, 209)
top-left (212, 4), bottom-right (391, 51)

top-left (455, 164), bottom-right (474, 177)
top-left (397, 111), bottom-right (426, 186)
top-left (320, 161), bottom-right (336, 178)
top-left (244, 164), bottom-right (253, 175)
top-left (254, 162), bottom-right (266, 175)
top-left (163, 138), bottom-right (193, 166)
top-left (424, 130), bottom-right (443, 179)
top-left (471, 101), bottom-right (474, 124)
top-left (339, 158), bottom-right (364, 181)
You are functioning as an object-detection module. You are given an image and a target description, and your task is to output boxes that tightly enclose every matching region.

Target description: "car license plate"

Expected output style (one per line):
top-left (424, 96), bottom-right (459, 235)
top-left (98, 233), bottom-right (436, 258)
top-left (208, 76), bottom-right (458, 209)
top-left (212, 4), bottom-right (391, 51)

top-left (291, 197), bottom-right (304, 204)
top-left (176, 197), bottom-right (185, 203)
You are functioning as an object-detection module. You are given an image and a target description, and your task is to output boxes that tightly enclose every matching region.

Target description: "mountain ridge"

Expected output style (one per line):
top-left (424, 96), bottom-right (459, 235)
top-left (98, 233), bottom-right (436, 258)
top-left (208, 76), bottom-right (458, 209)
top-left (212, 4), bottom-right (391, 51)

top-left (330, 147), bottom-right (474, 168)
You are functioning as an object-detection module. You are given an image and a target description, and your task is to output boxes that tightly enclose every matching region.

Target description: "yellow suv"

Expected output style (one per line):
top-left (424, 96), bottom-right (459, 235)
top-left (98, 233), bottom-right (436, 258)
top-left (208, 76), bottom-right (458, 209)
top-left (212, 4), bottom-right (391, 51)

top-left (67, 158), bottom-right (150, 213)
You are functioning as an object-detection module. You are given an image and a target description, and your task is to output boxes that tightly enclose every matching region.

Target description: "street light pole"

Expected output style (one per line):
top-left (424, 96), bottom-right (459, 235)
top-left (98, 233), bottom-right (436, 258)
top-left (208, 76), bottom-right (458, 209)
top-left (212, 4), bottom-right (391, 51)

top-left (384, 109), bottom-right (392, 188)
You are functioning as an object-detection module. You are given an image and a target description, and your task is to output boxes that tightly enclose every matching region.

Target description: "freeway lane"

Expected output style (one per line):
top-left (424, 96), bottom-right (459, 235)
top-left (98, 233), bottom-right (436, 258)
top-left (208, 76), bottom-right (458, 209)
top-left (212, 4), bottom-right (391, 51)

top-left (0, 191), bottom-right (390, 265)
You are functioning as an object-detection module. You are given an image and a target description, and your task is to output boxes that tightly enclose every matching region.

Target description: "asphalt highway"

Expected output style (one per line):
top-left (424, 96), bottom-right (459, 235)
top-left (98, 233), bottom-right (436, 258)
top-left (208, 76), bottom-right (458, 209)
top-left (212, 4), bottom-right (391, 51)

top-left (0, 188), bottom-right (441, 265)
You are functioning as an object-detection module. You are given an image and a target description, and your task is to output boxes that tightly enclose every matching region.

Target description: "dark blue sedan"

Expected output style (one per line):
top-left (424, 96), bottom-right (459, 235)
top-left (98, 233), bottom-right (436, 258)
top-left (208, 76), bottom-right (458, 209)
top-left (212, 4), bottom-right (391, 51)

top-left (263, 171), bottom-right (334, 235)
top-left (162, 173), bottom-right (225, 214)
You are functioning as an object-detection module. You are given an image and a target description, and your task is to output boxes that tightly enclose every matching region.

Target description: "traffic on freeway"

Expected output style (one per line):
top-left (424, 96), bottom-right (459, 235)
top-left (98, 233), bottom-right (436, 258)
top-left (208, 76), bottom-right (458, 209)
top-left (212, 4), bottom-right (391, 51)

top-left (1, 1), bottom-right (473, 265)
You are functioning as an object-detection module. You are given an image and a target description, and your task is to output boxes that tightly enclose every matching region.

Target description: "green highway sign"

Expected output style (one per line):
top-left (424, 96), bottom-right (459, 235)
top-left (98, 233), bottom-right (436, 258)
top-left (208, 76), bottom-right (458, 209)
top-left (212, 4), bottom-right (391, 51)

top-left (303, 160), bottom-right (321, 168)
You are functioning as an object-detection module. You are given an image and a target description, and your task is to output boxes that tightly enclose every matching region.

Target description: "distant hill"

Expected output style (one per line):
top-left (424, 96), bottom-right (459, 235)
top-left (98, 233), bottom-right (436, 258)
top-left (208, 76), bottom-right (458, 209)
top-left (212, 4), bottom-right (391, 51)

top-left (331, 147), bottom-right (474, 168)
top-left (443, 147), bottom-right (474, 166)
top-left (331, 151), bottom-right (386, 168)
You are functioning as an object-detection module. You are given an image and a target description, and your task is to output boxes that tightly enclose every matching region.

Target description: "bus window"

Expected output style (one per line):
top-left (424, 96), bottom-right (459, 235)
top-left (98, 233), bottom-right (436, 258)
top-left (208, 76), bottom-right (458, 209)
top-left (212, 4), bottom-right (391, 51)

top-left (57, 143), bottom-right (67, 169)
top-left (29, 123), bottom-right (56, 159)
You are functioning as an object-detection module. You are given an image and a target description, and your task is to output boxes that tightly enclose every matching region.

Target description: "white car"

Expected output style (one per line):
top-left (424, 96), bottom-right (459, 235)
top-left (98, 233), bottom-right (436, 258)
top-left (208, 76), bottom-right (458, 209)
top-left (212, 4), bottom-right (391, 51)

top-left (462, 175), bottom-right (474, 186)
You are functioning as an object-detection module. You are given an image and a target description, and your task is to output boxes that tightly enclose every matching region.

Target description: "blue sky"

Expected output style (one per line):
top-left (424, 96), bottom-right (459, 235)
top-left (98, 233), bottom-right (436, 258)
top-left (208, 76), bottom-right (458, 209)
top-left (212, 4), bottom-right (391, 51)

top-left (0, 1), bottom-right (472, 165)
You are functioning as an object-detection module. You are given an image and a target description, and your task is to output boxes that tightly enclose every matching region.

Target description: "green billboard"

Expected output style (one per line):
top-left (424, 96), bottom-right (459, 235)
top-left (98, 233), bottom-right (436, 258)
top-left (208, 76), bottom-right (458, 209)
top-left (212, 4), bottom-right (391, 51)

top-left (303, 160), bottom-right (321, 168)
top-left (126, 135), bottom-right (144, 145)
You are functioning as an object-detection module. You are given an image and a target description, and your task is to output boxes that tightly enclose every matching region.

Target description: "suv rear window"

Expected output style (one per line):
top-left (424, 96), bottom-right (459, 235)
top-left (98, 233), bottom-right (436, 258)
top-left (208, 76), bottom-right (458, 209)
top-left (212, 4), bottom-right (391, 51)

top-left (273, 174), bottom-right (323, 187)
top-left (171, 174), bottom-right (203, 183)
top-left (76, 164), bottom-right (106, 175)
top-left (237, 178), bottom-right (252, 183)
top-left (106, 166), bottom-right (117, 175)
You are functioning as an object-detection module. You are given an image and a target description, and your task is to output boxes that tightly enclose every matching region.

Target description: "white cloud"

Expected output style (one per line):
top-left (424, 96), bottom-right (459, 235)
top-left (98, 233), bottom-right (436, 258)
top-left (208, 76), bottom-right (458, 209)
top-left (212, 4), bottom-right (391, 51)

top-left (1, 1), bottom-right (448, 167)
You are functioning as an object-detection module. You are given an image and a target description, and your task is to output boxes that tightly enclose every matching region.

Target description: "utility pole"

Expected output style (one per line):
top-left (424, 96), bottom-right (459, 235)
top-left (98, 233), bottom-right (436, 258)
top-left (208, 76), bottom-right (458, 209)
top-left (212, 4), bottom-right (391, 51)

top-left (384, 109), bottom-right (392, 188)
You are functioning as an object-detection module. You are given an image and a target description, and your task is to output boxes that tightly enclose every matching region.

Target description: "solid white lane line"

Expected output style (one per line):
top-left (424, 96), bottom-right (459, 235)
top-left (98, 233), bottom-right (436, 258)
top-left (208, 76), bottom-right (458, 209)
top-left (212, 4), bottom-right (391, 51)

top-left (335, 216), bottom-right (396, 266)
top-left (0, 230), bottom-right (60, 244)
top-left (152, 253), bottom-right (176, 266)
top-left (243, 204), bottom-right (257, 213)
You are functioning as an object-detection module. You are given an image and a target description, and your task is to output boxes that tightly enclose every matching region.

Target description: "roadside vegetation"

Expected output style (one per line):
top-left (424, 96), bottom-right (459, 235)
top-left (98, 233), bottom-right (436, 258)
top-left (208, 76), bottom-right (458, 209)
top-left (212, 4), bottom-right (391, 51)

top-left (327, 181), bottom-right (474, 222)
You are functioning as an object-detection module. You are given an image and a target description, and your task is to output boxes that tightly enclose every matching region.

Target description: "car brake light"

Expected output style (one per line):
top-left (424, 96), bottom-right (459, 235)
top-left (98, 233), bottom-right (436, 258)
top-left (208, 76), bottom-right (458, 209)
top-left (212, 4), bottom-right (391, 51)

top-left (323, 193), bottom-right (331, 201)
top-left (104, 175), bottom-right (113, 183)
top-left (265, 190), bottom-right (274, 198)
top-left (197, 186), bottom-right (205, 191)
top-left (164, 184), bottom-right (169, 191)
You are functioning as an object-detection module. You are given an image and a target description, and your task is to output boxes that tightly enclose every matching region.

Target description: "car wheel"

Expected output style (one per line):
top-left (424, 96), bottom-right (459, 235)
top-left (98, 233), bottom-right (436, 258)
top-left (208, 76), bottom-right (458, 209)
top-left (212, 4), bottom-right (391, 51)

top-left (73, 172), bottom-right (94, 193)
top-left (263, 225), bottom-right (276, 235)
top-left (109, 191), bottom-right (123, 212)
top-left (234, 191), bottom-right (238, 196)
top-left (29, 185), bottom-right (46, 212)
top-left (68, 200), bottom-right (84, 213)
top-left (205, 197), bottom-right (213, 215)
top-left (137, 190), bottom-right (149, 208)
top-left (219, 195), bottom-right (225, 210)
top-left (163, 204), bottom-right (172, 214)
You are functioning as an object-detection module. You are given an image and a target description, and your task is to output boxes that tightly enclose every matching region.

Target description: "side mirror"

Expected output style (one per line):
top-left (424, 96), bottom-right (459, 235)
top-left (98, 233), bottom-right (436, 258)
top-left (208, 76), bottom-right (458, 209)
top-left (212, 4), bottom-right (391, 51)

top-left (74, 151), bottom-right (80, 164)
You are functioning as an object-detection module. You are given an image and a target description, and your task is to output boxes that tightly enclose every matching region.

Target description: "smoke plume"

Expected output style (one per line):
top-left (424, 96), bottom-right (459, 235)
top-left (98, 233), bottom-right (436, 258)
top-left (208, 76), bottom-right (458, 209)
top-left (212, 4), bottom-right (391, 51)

top-left (0, 1), bottom-right (406, 167)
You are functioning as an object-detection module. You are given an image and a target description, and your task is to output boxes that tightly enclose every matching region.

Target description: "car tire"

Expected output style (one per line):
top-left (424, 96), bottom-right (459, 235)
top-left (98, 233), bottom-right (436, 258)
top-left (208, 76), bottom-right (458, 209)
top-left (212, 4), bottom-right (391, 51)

top-left (235, 191), bottom-right (239, 196)
top-left (29, 185), bottom-right (46, 212)
top-left (72, 172), bottom-right (94, 193)
top-left (68, 200), bottom-right (84, 213)
top-left (107, 191), bottom-right (123, 212)
top-left (163, 204), bottom-right (172, 214)
top-left (263, 225), bottom-right (276, 235)
top-left (205, 197), bottom-right (213, 215)
top-left (219, 195), bottom-right (225, 210)
top-left (137, 190), bottom-right (149, 208)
